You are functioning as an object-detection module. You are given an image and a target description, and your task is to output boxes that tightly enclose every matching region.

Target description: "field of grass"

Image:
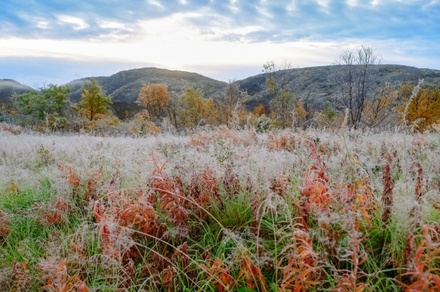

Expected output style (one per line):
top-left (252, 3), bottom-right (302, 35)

top-left (1, 126), bottom-right (440, 291)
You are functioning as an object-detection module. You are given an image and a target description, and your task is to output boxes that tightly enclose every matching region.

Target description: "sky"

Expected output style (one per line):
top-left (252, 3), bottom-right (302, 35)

top-left (0, 0), bottom-right (439, 88)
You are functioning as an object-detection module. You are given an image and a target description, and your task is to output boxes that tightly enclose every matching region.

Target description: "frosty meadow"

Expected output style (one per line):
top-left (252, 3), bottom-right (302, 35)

top-left (1, 127), bottom-right (440, 290)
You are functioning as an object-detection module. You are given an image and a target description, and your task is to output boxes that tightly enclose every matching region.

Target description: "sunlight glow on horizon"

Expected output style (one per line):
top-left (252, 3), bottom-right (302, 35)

top-left (0, 0), bottom-right (438, 86)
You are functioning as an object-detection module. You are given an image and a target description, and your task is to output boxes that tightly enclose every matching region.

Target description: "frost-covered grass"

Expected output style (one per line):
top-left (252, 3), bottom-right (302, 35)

top-left (1, 127), bottom-right (440, 291)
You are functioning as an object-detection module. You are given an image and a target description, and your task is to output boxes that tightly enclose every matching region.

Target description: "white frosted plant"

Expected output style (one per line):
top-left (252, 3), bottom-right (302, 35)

top-left (1, 129), bottom-right (439, 215)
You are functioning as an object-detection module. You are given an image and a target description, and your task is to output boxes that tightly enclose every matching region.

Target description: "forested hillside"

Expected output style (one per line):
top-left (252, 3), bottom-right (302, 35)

top-left (2, 61), bottom-right (440, 133)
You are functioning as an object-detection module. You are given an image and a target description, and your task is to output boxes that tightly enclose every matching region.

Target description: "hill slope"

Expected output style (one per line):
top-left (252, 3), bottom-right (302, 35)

top-left (0, 79), bottom-right (33, 104)
top-left (236, 65), bottom-right (440, 109)
top-left (67, 67), bottom-right (228, 102)
top-left (66, 67), bottom-right (229, 118)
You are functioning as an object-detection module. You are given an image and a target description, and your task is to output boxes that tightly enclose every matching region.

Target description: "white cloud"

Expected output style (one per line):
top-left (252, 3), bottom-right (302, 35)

top-left (94, 20), bottom-right (135, 41)
top-left (221, 25), bottom-right (264, 36)
top-left (422, 0), bottom-right (440, 9)
top-left (256, 1), bottom-right (273, 18)
top-left (147, 0), bottom-right (163, 9)
top-left (98, 21), bottom-right (127, 29)
top-left (36, 20), bottom-right (50, 29)
top-left (15, 13), bottom-right (52, 30)
top-left (228, 0), bottom-right (240, 13)
top-left (57, 15), bottom-right (89, 30)
top-left (346, 0), bottom-right (358, 7)
top-left (317, 0), bottom-right (330, 9)
top-left (315, 0), bottom-right (332, 14)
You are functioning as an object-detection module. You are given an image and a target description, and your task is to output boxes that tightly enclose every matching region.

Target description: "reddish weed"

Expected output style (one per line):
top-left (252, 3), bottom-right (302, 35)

top-left (410, 161), bottom-right (427, 224)
top-left (238, 254), bottom-right (267, 291)
top-left (381, 160), bottom-right (395, 224)
top-left (299, 140), bottom-right (331, 220)
top-left (84, 168), bottom-right (103, 201)
top-left (36, 197), bottom-right (71, 225)
top-left (279, 227), bottom-right (321, 292)
top-left (118, 201), bottom-right (160, 235)
top-left (206, 258), bottom-right (233, 292)
top-left (189, 168), bottom-right (220, 209)
top-left (58, 162), bottom-right (81, 197)
top-left (0, 209), bottom-right (10, 241)
top-left (270, 173), bottom-right (291, 197)
top-left (402, 224), bottom-right (440, 291)
top-left (12, 261), bottom-right (31, 291)
top-left (36, 258), bottom-right (89, 292)
top-left (412, 161), bottom-right (427, 202)
top-left (149, 157), bottom-right (189, 238)
top-left (265, 131), bottom-right (297, 151)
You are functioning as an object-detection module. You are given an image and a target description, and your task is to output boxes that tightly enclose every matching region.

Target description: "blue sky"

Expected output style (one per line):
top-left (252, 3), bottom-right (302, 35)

top-left (0, 0), bottom-right (439, 87)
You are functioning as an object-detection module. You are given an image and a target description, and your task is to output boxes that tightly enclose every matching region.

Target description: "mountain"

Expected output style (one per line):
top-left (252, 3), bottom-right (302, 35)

top-left (66, 67), bottom-right (229, 117)
top-left (236, 65), bottom-right (440, 110)
top-left (0, 79), bottom-right (33, 104)
top-left (67, 67), bottom-right (228, 102)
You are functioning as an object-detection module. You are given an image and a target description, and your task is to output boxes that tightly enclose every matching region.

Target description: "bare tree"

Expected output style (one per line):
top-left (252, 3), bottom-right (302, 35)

top-left (332, 46), bottom-right (381, 128)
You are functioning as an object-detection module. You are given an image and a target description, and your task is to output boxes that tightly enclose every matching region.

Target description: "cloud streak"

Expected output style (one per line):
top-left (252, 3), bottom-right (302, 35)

top-left (3, 1), bottom-right (439, 41)
top-left (0, 0), bottom-right (439, 86)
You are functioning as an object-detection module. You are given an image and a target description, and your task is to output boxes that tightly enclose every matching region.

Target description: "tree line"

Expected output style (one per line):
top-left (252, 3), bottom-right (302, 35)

top-left (2, 46), bottom-right (440, 133)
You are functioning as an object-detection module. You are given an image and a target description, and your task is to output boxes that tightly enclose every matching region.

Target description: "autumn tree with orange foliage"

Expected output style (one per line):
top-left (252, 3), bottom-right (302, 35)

top-left (399, 82), bottom-right (440, 132)
top-left (252, 104), bottom-right (267, 117)
top-left (177, 87), bottom-right (219, 129)
top-left (294, 98), bottom-right (307, 127)
top-left (362, 83), bottom-right (398, 128)
top-left (137, 84), bottom-right (170, 123)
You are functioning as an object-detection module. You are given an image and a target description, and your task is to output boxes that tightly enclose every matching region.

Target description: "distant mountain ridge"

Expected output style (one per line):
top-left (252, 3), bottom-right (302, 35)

top-left (67, 67), bottom-right (228, 102)
top-left (2, 65), bottom-right (440, 118)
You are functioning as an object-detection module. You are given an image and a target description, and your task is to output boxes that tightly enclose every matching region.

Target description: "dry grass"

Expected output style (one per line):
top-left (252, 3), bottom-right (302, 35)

top-left (1, 128), bottom-right (440, 291)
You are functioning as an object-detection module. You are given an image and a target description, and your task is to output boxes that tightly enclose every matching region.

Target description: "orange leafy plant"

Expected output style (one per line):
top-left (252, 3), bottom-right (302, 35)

top-left (57, 162), bottom-right (81, 198)
top-left (299, 140), bottom-right (331, 221)
top-left (402, 224), bottom-right (440, 291)
top-left (149, 155), bottom-right (190, 238)
top-left (36, 197), bottom-right (71, 225)
top-left (279, 227), bottom-right (321, 292)
top-left (237, 254), bottom-right (267, 291)
top-left (206, 258), bottom-right (234, 292)
top-left (0, 209), bottom-right (10, 240)
top-left (36, 258), bottom-right (89, 292)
